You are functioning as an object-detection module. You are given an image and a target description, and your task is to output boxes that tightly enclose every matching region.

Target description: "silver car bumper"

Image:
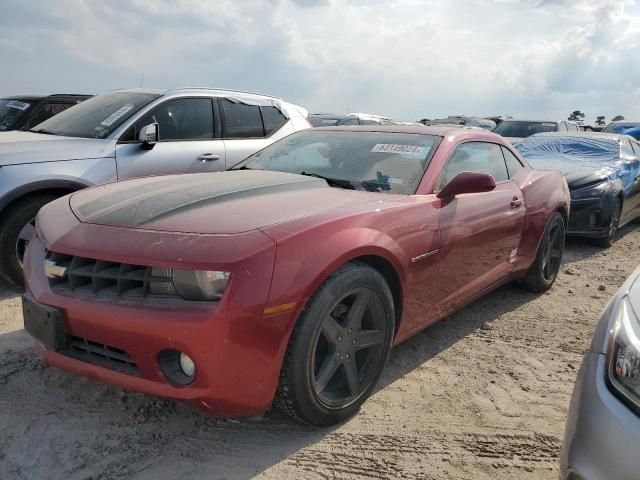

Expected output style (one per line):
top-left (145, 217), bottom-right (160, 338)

top-left (561, 351), bottom-right (640, 479)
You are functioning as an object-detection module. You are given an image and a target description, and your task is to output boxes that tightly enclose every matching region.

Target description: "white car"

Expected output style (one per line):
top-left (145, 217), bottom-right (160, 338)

top-left (0, 87), bottom-right (310, 285)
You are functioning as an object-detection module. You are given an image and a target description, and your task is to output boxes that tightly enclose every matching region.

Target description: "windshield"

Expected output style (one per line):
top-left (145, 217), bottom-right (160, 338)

top-left (0, 99), bottom-right (33, 131)
top-left (31, 92), bottom-right (160, 139)
top-left (493, 121), bottom-right (558, 138)
top-left (515, 136), bottom-right (621, 171)
top-left (603, 122), bottom-right (640, 139)
top-left (234, 130), bottom-right (441, 194)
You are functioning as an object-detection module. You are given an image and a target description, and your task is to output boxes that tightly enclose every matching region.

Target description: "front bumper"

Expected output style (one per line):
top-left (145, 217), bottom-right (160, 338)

top-left (560, 352), bottom-right (640, 480)
top-left (566, 198), bottom-right (609, 238)
top-left (23, 216), bottom-right (298, 418)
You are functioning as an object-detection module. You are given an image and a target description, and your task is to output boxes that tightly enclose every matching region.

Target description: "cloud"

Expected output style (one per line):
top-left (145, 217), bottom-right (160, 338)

top-left (1, 0), bottom-right (639, 122)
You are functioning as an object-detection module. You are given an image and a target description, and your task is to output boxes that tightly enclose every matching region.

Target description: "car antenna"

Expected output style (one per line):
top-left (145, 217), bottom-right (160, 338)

top-left (139, 73), bottom-right (145, 88)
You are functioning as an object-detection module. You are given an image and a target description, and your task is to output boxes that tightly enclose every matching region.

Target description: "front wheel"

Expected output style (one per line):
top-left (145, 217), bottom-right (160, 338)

top-left (516, 211), bottom-right (565, 293)
top-left (275, 262), bottom-right (395, 426)
top-left (0, 194), bottom-right (59, 286)
top-left (593, 197), bottom-right (621, 248)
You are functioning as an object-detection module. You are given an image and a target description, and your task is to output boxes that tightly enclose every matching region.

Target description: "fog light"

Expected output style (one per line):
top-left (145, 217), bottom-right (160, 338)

top-left (179, 352), bottom-right (195, 377)
top-left (159, 349), bottom-right (196, 386)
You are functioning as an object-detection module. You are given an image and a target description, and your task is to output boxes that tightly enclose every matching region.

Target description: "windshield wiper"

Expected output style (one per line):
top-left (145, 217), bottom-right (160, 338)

top-left (299, 171), bottom-right (355, 190)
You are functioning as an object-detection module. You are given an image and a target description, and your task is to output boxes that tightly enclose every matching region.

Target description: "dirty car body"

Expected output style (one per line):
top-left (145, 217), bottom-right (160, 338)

top-left (23, 126), bottom-right (570, 421)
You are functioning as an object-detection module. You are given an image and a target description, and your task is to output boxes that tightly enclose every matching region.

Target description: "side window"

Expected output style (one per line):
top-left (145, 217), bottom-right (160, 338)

top-left (438, 142), bottom-right (509, 189)
top-left (222, 99), bottom-right (264, 138)
top-left (136, 98), bottom-right (214, 141)
top-left (261, 106), bottom-right (287, 135)
top-left (622, 140), bottom-right (635, 158)
top-left (630, 141), bottom-right (640, 157)
top-left (569, 123), bottom-right (579, 132)
top-left (337, 117), bottom-right (360, 126)
top-left (501, 146), bottom-right (525, 178)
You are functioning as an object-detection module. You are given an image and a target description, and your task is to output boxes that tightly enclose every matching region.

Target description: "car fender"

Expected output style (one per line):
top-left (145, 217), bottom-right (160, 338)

top-left (0, 157), bottom-right (117, 214)
top-left (0, 177), bottom-right (92, 213)
top-left (266, 226), bottom-right (409, 321)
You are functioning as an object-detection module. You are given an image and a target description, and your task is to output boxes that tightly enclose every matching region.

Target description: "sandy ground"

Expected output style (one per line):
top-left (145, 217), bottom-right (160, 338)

top-left (1, 225), bottom-right (640, 480)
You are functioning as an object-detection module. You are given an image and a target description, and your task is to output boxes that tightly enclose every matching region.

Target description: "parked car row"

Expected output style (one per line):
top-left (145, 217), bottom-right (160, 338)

top-left (2, 86), bottom-right (639, 476)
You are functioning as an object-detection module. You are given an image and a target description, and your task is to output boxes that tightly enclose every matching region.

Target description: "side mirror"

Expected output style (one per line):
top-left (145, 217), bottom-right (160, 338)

top-left (138, 123), bottom-right (158, 150)
top-left (437, 171), bottom-right (496, 200)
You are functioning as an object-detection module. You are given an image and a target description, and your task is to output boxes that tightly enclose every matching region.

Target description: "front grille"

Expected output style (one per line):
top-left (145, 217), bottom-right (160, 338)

top-left (46, 251), bottom-right (178, 298)
top-left (63, 335), bottom-right (140, 376)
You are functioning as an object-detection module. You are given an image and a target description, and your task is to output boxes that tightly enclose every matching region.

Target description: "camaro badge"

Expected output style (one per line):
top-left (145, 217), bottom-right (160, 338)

top-left (411, 249), bottom-right (439, 263)
top-left (44, 259), bottom-right (67, 279)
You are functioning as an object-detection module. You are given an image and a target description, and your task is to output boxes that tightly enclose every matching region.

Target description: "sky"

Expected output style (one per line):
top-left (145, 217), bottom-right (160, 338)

top-left (1, 0), bottom-right (639, 123)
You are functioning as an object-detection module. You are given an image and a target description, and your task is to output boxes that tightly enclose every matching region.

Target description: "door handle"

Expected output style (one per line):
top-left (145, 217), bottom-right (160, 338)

top-left (510, 199), bottom-right (524, 209)
top-left (197, 153), bottom-right (221, 162)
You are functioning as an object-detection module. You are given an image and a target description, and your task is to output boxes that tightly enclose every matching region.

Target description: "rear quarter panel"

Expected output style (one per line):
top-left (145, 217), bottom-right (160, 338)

top-left (514, 168), bottom-right (570, 264)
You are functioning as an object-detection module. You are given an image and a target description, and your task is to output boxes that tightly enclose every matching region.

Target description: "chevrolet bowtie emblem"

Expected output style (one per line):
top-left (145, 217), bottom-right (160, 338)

top-left (44, 259), bottom-right (67, 279)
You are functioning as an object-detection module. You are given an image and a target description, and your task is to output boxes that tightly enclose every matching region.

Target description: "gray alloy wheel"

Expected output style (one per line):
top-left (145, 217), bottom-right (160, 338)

top-left (275, 262), bottom-right (395, 426)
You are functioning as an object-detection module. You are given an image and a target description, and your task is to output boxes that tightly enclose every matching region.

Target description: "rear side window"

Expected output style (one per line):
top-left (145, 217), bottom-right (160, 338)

top-left (261, 106), bottom-right (287, 135)
top-left (222, 100), bottom-right (264, 138)
top-left (438, 142), bottom-right (509, 189)
top-left (501, 146), bottom-right (525, 178)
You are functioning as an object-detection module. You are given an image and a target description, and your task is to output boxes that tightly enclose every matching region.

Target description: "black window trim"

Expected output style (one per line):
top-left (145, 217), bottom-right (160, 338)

top-left (117, 96), bottom-right (220, 144)
top-left (434, 140), bottom-right (513, 193)
top-left (500, 144), bottom-right (526, 180)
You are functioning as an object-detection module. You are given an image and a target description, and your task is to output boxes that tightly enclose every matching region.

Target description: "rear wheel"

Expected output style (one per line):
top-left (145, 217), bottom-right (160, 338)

top-left (0, 194), bottom-right (59, 286)
top-left (275, 262), bottom-right (395, 426)
top-left (593, 197), bottom-right (622, 248)
top-left (517, 212), bottom-right (565, 293)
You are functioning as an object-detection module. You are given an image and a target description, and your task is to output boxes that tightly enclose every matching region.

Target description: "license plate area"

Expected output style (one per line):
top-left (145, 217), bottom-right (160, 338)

top-left (22, 294), bottom-right (67, 350)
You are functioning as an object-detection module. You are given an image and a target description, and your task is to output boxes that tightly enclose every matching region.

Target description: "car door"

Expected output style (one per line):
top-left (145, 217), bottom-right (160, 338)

top-left (434, 141), bottom-right (526, 315)
top-left (115, 97), bottom-right (226, 179)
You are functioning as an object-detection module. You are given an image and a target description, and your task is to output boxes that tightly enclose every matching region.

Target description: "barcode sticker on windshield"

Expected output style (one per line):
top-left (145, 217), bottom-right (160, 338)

top-left (100, 104), bottom-right (134, 127)
top-left (5, 100), bottom-right (30, 111)
top-left (371, 144), bottom-right (424, 156)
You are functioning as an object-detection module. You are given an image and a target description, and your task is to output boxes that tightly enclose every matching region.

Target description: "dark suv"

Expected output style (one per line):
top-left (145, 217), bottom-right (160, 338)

top-left (0, 94), bottom-right (92, 132)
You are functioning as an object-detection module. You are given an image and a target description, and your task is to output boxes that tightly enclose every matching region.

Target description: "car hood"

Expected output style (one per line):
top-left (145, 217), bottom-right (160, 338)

top-left (0, 131), bottom-right (114, 166)
top-left (69, 170), bottom-right (392, 234)
top-left (522, 154), bottom-right (622, 189)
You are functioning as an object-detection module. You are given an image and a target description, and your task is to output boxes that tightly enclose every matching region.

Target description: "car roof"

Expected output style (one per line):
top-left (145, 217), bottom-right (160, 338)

top-left (532, 131), bottom-right (635, 143)
top-left (1, 94), bottom-right (91, 101)
top-left (112, 87), bottom-right (285, 101)
top-left (499, 119), bottom-right (562, 124)
top-left (311, 124), bottom-right (501, 138)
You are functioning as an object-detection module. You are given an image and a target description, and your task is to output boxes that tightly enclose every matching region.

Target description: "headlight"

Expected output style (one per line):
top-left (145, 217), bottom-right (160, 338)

top-left (606, 296), bottom-right (640, 411)
top-left (570, 181), bottom-right (610, 200)
top-left (149, 267), bottom-right (230, 301)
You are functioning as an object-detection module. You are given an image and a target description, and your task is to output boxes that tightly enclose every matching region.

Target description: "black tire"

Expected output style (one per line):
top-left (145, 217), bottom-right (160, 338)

top-left (275, 262), bottom-right (395, 426)
top-left (593, 197), bottom-right (622, 248)
top-left (517, 212), bottom-right (565, 293)
top-left (0, 194), bottom-right (59, 286)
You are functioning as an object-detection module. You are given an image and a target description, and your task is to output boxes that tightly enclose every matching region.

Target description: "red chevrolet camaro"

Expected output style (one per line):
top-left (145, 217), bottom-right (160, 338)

top-left (22, 126), bottom-right (570, 425)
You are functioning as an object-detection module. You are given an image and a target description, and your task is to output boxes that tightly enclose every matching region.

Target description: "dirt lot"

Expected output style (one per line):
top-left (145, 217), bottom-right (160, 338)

top-left (1, 226), bottom-right (639, 480)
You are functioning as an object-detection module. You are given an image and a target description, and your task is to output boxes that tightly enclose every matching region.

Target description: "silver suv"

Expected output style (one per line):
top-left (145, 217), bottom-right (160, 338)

top-left (0, 87), bottom-right (310, 285)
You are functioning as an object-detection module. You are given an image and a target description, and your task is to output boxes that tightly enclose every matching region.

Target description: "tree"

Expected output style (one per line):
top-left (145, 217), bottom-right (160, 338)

top-left (612, 115), bottom-right (625, 121)
top-left (568, 110), bottom-right (586, 123)
top-left (596, 116), bottom-right (606, 126)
